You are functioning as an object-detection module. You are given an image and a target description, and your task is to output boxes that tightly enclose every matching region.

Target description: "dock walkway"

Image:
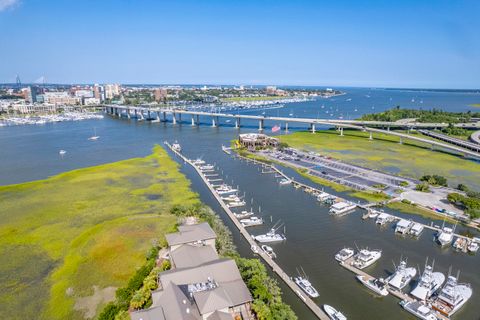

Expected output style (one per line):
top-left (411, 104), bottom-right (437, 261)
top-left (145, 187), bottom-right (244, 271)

top-left (165, 142), bottom-right (330, 320)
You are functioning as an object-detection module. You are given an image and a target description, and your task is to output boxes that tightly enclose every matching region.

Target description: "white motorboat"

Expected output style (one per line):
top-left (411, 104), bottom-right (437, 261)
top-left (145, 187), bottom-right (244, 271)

top-left (452, 237), bottom-right (468, 252)
top-left (317, 192), bottom-right (331, 202)
top-left (387, 260), bottom-right (417, 290)
top-left (241, 216), bottom-right (263, 227)
top-left (409, 223), bottom-right (425, 237)
top-left (431, 273), bottom-right (472, 317)
top-left (356, 275), bottom-right (389, 296)
top-left (279, 178), bottom-right (292, 185)
top-left (227, 200), bottom-right (246, 208)
top-left (351, 249), bottom-right (382, 269)
top-left (261, 245), bottom-right (276, 259)
top-left (217, 187), bottom-right (238, 195)
top-left (251, 245), bottom-right (259, 254)
top-left (192, 158), bottom-right (205, 165)
top-left (59, 150), bottom-right (67, 155)
top-left (335, 248), bottom-right (355, 262)
top-left (395, 219), bottom-right (413, 234)
top-left (436, 222), bottom-right (455, 246)
top-left (294, 275), bottom-right (319, 298)
top-left (410, 261), bottom-right (445, 301)
top-left (200, 164), bottom-right (215, 171)
top-left (367, 209), bottom-right (381, 219)
top-left (329, 202), bottom-right (356, 215)
top-left (400, 300), bottom-right (438, 320)
top-left (88, 128), bottom-right (100, 141)
top-left (375, 213), bottom-right (392, 225)
top-left (467, 240), bottom-right (479, 253)
top-left (234, 210), bottom-right (254, 219)
top-left (323, 304), bottom-right (347, 320)
top-left (254, 228), bottom-right (286, 243)
top-left (221, 194), bottom-right (241, 202)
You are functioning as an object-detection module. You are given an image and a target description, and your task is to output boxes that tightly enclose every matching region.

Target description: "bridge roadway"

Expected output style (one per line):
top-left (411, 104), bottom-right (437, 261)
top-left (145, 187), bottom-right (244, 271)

top-left (418, 130), bottom-right (480, 152)
top-left (107, 106), bottom-right (480, 159)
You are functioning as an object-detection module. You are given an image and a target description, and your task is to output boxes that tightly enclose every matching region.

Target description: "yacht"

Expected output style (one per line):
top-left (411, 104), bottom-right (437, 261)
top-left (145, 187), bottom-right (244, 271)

top-left (234, 210), bottom-right (254, 219)
top-left (294, 276), bottom-right (319, 298)
top-left (395, 219), bottom-right (413, 234)
top-left (329, 202), bottom-right (356, 215)
top-left (335, 248), bottom-right (355, 262)
top-left (431, 273), bottom-right (472, 317)
top-left (436, 225), bottom-right (455, 246)
top-left (199, 164), bottom-right (215, 171)
top-left (88, 128), bottom-right (100, 141)
top-left (316, 192), bottom-right (331, 202)
top-left (279, 178), bottom-right (292, 185)
top-left (351, 249), bottom-right (382, 269)
top-left (467, 240), bottom-right (479, 253)
top-left (240, 216), bottom-right (263, 227)
top-left (261, 245), bottom-right (276, 259)
top-left (409, 223), bottom-right (425, 237)
top-left (253, 228), bottom-right (286, 243)
top-left (399, 300), bottom-right (438, 320)
top-left (375, 213), bottom-right (392, 225)
top-left (410, 262), bottom-right (445, 300)
top-left (216, 187), bottom-right (238, 195)
top-left (226, 200), bottom-right (245, 208)
top-left (356, 275), bottom-right (389, 296)
top-left (59, 150), bottom-right (67, 155)
top-left (323, 305), bottom-right (347, 320)
top-left (221, 195), bottom-right (241, 202)
top-left (386, 260), bottom-right (417, 290)
top-left (192, 158), bottom-right (205, 165)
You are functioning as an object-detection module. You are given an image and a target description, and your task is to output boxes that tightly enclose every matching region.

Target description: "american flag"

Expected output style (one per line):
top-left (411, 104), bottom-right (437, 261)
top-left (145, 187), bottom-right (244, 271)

top-left (271, 124), bottom-right (280, 133)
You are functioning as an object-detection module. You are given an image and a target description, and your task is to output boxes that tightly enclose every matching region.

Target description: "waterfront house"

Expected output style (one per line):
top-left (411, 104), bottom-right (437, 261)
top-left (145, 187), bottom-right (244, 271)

top-left (165, 222), bottom-right (217, 252)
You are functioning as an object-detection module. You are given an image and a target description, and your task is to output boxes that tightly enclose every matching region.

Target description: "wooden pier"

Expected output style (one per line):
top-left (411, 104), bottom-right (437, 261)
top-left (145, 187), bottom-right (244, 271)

top-left (165, 142), bottom-right (330, 320)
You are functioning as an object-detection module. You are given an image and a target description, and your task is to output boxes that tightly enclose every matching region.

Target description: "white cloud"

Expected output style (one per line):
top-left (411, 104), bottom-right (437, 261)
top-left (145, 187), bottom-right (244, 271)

top-left (0, 0), bottom-right (20, 11)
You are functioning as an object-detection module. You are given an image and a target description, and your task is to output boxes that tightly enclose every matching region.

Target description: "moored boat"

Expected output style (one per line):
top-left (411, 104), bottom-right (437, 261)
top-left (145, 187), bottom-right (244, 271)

top-left (329, 202), bottom-right (356, 215)
top-left (294, 276), bottom-right (319, 298)
top-left (410, 261), bottom-right (445, 301)
top-left (323, 304), bottom-right (347, 320)
top-left (386, 260), bottom-right (417, 290)
top-left (409, 223), bottom-right (425, 237)
top-left (240, 216), bottom-right (264, 227)
top-left (335, 247), bottom-right (355, 262)
top-left (234, 210), bottom-right (254, 219)
top-left (253, 228), bottom-right (286, 243)
top-left (351, 249), bottom-right (382, 269)
top-left (431, 273), bottom-right (472, 317)
top-left (395, 219), bottom-right (413, 234)
top-left (261, 245), bottom-right (276, 258)
top-left (356, 275), bottom-right (389, 296)
top-left (399, 300), bottom-right (438, 320)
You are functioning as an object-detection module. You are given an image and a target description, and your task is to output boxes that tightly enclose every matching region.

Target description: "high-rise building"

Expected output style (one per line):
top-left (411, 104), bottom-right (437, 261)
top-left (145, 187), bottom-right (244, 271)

top-left (154, 88), bottom-right (168, 102)
top-left (93, 84), bottom-right (105, 101)
top-left (266, 86), bottom-right (277, 95)
top-left (105, 84), bottom-right (121, 99)
top-left (24, 86), bottom-right (37, 103)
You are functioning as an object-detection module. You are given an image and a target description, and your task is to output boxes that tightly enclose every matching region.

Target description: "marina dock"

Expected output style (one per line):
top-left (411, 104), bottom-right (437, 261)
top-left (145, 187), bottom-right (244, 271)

top-left (165, 142), bottom-right (330, 320)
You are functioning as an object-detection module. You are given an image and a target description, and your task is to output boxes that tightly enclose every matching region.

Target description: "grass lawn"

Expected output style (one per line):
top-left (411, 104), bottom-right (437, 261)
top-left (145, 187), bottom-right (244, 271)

top-left (0, 145), bottom-right (198, 320)
top-left (222, 96), bottom-right (288, 102)
top-left (279, 130), bottom-right (480, 191)
top-left (387, 201), bottom-right (456, 224)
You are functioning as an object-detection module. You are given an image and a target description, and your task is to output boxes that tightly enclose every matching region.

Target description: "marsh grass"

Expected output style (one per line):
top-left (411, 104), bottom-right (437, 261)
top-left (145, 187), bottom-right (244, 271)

top-left (0, 145), bottom-right (198, 320)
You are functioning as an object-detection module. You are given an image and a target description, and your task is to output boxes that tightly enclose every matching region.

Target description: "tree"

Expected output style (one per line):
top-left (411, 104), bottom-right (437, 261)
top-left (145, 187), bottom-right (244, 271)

top-left (457, 184), bottom-right (469, 192)
top-left (415, 183), bottom-right (430, 192)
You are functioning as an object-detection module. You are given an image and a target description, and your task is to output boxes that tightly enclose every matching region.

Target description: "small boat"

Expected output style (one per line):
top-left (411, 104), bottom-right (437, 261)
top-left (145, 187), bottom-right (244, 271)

top-left (261, 245), bottom-right (276, 259)
top-left (467, 240), bottom-right (479, 253)
top-left (294, 276), bottom-right (319, 298)
top-left (375, 213), bottom-right (392, 225)
top-left (59, 150), bottom-right (67, 155)
top-left (410, 260), bottom-right (445, 301)
top-left (395, 219), bottom-right (413, 234)
top-left (356, 275), bottom-right (388, 296)
top-left (329, 202), bottom-right (356, 215)
top-left (88, 128), bottom-right (100, 141)
top-left (241, 216), bottom-right (263, 227)
top-left (351, 249), bottom-right (382, 269)
top-left (234, 210), bottom-right (254, 219)
top-left (192, 158), bottom-right (205, 165)
top-left (409, 223), bottom-right (425, 237)
top-left (386, 260), bottom-right (417, 290)
top-left (200, 164), bottom-right (215, 171)
top-left (226, 200), bottom-right (246, 208)
top-left (436, 224), bottom-right (455, 246)
top-left (216, 186), bottom-right (238, 195)
top-left (279, 178), bottom-right (291, 185)
top-left (431, 272), bottom-right (472, 317)
top-left (253, 223), bottom-right (286, 243)
top-left (335, 248), bottom-right (355, 262)
top-left (251, 245), bottom-right (259, 254)
top-left (399, 300), bottom-right (438, 320)
top-left (323, 304), bottom-right (347, 320)
top-left (221, 195), bottom-right (241, 202)
top-left (452, 237), bottom-right (468, 252)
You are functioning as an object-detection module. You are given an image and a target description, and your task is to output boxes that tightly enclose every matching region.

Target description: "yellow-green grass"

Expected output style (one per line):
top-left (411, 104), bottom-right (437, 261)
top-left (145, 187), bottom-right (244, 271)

top-left (0, 145), bottom-right (198, 320)
top-left (279, 130), bottom-right (480, 191)
top-left (469, 104), bottom-right (480, 108)
top-left (222, 96), bottom-right (287, 102)
top-left (387, 202), bottom-right (456, 224)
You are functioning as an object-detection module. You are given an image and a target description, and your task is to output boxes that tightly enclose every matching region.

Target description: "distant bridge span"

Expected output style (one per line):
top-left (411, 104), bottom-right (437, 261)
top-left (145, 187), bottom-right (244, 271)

top-left (105, 106), bottom-right (480, 159)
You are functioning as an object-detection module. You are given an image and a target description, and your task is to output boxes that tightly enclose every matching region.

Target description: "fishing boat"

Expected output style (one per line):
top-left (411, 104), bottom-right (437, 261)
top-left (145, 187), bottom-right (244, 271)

top-left (261, 245), bottom-right (276, 259)
top-left (467, 239), bottom-right (479, 253)
top-left (410, 260), bottom-right (445, 301)
top-left (240, 216), bottom-right (263, 227)
top-left (436, 223), bottom-right (455, 246)
top-left (323, 305), bottom-right (347, 320)
top-left (386, 260), bottom-right (417, 290)
top-left (335, 247), bottom-right (355, 262)
top-left (329, 202), bottom-right (356, 215)
top-left (221, 194), bottom-right (241, 202)
top-left (294, 268), bottom-right (319, 298)
top-left (351, 248), bottom-right (382, 269)
top-left (88, 128), bottom-right (100, 141)
top-left (234, 210), bottom-right (254, 219)
top-left (226, 200), bottom-right (246, 208)
top-left (431, 272), bottom-right (472, 317)
top-left (399, 300), bottom-right (438, 320)
top-left (395, 219), bottom-right (413, 234)
top-left (356, 275), bottom-right (388, 296)
top-left (409, 223), bottom-right (425, 237)
top-left (253, 222), bottom-right (286, 243)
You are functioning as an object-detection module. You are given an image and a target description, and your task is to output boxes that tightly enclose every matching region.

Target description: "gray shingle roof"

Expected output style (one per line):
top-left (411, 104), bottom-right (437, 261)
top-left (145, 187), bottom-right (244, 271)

top-left (170, 245), bottom-right (219, 269)
top-left (165, 222), bottom-right (217, 246)
top-left (206, 310), bottom-right (233, 320)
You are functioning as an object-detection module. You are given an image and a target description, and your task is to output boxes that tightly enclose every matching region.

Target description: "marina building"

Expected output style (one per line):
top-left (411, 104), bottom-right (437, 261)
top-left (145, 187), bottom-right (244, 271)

top-left (238, 133), bottom-right (279, 150)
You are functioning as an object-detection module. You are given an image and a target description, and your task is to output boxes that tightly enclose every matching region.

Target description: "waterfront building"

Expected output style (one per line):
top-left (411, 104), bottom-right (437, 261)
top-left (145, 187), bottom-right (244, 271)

top-left (105, 84), bottom-right (122, 99)
top-left (24, 86), bottom-right (37, 103)
top-left (165, 222), bottom-right (217, 251)
top-left (266, 86), bottom-right (277, 95)
top-left (238, 133), bottom-right (279, 149)
top-left (154, 87), bottom-right (168, 102)
top-left (44, 92), bottom-right (81, 105)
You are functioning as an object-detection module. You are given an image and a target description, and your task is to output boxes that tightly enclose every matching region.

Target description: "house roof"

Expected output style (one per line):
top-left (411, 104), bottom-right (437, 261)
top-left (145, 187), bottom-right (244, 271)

top-left (170, 244), bottom-right (219, 269)
top-left (165, 222), bottom-right (217, 246)
top-left (193, 287), bottom-right (232, 314)
top-left (130, 306), bottom-right (166, 320)
top-left (206, 310), bottom-right (233, 320)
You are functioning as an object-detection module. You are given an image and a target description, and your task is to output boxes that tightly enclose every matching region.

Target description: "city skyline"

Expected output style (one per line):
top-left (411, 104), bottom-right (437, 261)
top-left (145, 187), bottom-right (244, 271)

top-left (1, 0), bottom-right (479, 89)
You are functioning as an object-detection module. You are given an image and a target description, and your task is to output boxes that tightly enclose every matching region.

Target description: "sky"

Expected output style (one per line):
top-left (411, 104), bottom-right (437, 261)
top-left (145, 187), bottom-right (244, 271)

top-left (0, 0), bottom-right (479, 88)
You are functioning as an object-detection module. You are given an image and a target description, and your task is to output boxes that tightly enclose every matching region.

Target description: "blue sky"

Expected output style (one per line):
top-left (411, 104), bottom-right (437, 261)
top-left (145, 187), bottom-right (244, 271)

top-left (0, 0), bottom-right (479, 88)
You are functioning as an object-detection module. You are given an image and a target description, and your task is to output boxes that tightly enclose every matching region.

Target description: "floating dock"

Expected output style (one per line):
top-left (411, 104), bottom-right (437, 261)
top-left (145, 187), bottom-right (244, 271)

top-left (165, 142), bottom-right (330, 320)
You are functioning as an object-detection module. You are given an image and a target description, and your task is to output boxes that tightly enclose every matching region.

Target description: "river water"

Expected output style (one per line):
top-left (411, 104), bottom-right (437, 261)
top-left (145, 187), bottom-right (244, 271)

top-left (1, 88), bottom-right (479, 319)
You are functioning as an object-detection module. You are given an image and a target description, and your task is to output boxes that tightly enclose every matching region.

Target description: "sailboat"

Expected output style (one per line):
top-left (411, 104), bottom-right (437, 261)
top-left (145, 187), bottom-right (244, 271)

top-left (88, 128), bottom-right (100, 141)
